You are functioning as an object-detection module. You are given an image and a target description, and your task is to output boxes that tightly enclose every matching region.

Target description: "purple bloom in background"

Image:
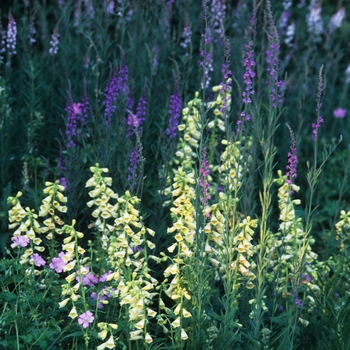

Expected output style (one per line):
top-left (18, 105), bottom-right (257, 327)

top-left (265, 1), bottom-right (283, 108)
top-left (11, 235), bottom-right (30, 248)
top-left (295, 298), bottom-right (303, 308)
top-left (200, 44), bottom-right (213, 89)
top-left (28, 16), bottom-right (36, 46)
top-left (99, 270), bottom-right (113, 282)
top-left (104, 63), bottom-right (129, 125)
top-left (65, 87), bottom-right (89, 148)
top-left (127, 144), bottom-right (142, 190)
top-left (237, 40), bottom-right (255, 132)
top-left (328, 7), bottom-right (345, 34)
top-left (6, 13), bottom-right (17, 56)
top-left (50, 256), bottom-right (67, 273)
top-left (49, 25), bottom-right (60, 56)
top-left (0, 26), bottom-right (6, 63)
top-left (302, 274), bottom-right (312, 283)
top-left (242, 41), bottom-right (255, 105)
top-left (333, 107), bottom-right (346, 119)
top-left (166, 79), bottom-right (182, 139)
top-left (91, 292), bottom-right (106, 309)
top-left (219, 40), bottom-right (232, 114)
top-left (31, 253), bottom-right (46, 267)
top-left (312, 116), bottom-right (324, 141)
top-left (286, 124), bottom-right (298, 186)
top-left (104, 0), bottom-right (115, 15)
top-left (76, 267), bottom-right (99, 286)
top-left (210, 0), bottom-right (227, 43)
top-left (180, 25), bottom-right (192, 53)
top-left (126, 89), bottom-right (147, 137)
top-left (78, 310), bottom-right (94, 328)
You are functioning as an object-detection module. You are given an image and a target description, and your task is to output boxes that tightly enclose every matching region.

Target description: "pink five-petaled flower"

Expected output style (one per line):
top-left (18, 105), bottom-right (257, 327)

top-left (11, 235), bottom-right (30, 248)
top-left (333, 107), bottom-right (346, 119)
top-left (30, 253), bottom-right (46, 267)
top-left (49, 256), bottom-right (67, 273)
top-left (78, 310), bottom-right (94, 328)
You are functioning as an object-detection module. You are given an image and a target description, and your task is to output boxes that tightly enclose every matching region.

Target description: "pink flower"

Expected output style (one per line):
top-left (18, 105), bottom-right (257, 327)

top-left (78, 310), bottom-right (94, 328)
top-left (30, 253), bottom-right (46, 267)
top-left (11, 235), bottom-right (30, 248)
top-left (49, 256), bottom-right (66, 273)
top-left (72, 103), bottom-right (82, 115)
top-left (333, 107), bottom-right (346, 119)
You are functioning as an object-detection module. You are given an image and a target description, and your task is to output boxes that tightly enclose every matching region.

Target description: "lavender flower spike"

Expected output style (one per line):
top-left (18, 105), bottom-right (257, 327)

top-left (286, 123), bottom-right (298, 186)
top-left (103, 62), bottom-right (129, 125)
top-left (166, 79), bottom-right (182, 139)
top-left (6, 13), bottom-right (17, 56)
top-left (49, 25), bottom-right (60, 55)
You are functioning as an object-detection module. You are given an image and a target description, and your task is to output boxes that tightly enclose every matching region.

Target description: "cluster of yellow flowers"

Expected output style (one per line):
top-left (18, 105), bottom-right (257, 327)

top-left (335, 210), bottom-right (350, 253)
top-left (8, 191), bottom-right (45, 271)
top-left (265, 171), bottom-right (319, 320)
top-left (161, 93), bottom-right (206, 341)
top-left (39, 181), bottom-right (67, 240)
top-left (204, 139), bottom-right (257, 289)
top-left (86, 164), bottom-right (158, 345)
top-left (207, 83), bottom-right (231, 132)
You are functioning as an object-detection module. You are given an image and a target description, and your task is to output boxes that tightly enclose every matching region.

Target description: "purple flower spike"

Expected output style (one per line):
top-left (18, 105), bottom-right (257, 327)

top-left (166, 79), bottom-right (182, 139)
top-left (286, 124), bottom-right (298, 187)
top-left (78, 310), bottom-right (94, 328)
top-left (104, 63), bottom-right (129, 125)
top-left (126, 89), bottom-right (147, 137)
top-left (333, 108), bottom-right (346, 119)
top-left (6, 13), bottom-right (17, 56)
top-left (30, 253), bottom-right (46, 267)
top-left (312, 116), bottom-right (324, 141)
top-left (49, 25), bottom-right (60, 56)
top-left (127, 144), bottom-right (142, 190)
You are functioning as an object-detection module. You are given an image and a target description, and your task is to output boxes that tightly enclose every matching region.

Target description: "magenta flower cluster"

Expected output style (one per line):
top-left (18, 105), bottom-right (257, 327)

top-left (166, 81), bottom-right (182, 139)
top-left (333, 107), bottom-right (346, 119)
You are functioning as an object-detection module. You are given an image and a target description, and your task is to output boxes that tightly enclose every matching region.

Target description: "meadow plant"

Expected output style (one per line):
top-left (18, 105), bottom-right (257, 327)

top-left (2, 1), bottom-right (350, 349)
